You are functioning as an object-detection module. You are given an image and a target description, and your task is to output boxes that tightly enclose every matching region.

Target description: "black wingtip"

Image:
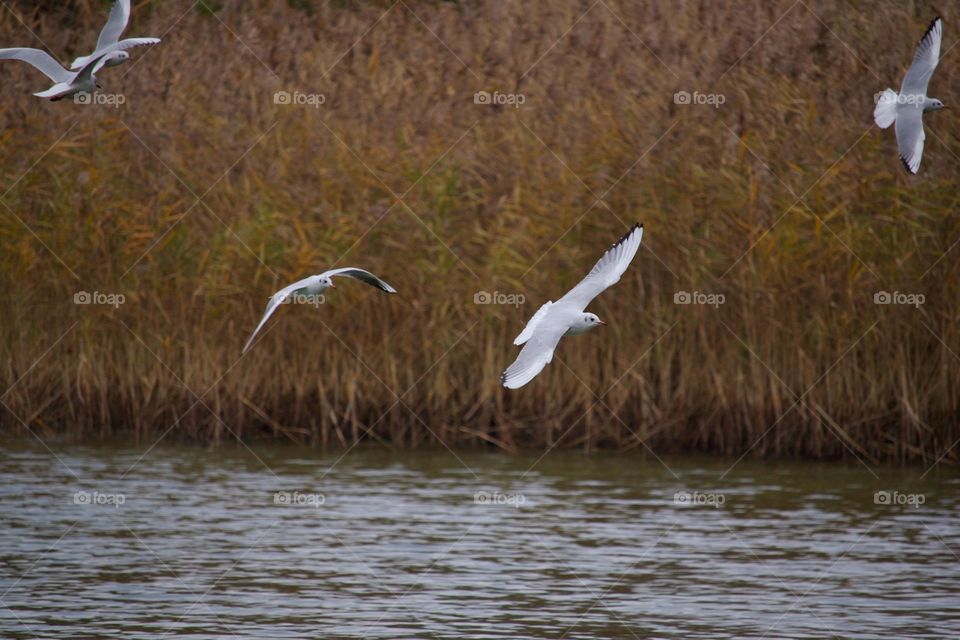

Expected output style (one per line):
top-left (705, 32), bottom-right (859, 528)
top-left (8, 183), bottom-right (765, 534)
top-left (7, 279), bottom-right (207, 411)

top-left (610, 223), bottom-right (644, 249)
top-left (500, 371), bottom-right (507, 386)
top-left (920, 16), bottom-right (942, 43)
top-left (900, 155), bottom-right (918, 175)
top-left (376, 281), bottom-right (398, 294)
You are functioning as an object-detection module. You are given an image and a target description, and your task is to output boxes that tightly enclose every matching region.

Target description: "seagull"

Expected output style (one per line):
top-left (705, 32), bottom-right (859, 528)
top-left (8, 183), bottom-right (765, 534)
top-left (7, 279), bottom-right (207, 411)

top-left (0, 40), bottom-right (156, 100)
top-left (501, 223), bottom-right (643, 389)
top-left (71, 0), bottom-right (160, 70)
top-left (873, 16), bottom-right (947, 174)
top-left (242, 268), bottom-right (398, 354)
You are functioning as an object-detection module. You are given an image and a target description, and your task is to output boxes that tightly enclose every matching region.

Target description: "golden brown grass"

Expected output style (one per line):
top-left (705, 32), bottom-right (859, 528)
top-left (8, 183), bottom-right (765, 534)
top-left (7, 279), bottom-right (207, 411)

top-left (1, 0), bottom-right (959, 463)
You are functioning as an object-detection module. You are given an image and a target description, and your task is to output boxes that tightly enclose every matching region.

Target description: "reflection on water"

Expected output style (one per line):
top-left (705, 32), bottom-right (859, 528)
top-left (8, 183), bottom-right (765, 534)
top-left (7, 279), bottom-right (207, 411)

top-left (0, 439), bottom-right (957, 639)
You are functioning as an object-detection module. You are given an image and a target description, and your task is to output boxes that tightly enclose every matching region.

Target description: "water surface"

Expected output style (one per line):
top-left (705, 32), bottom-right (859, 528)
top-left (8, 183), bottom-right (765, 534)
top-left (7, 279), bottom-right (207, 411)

top-left (0, 439), bottom-right (957, 638)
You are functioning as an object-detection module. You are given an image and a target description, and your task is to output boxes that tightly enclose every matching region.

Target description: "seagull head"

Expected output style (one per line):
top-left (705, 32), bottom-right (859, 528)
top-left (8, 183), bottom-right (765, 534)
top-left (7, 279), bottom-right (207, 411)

top-left (102, 51), bottom-right (130, 68)
top-left (322, 276), bottom-right (335, 290)
top-left (925, 98), bottom-right (948, 113)
top-left (582, 312), bottom-right (606, 330)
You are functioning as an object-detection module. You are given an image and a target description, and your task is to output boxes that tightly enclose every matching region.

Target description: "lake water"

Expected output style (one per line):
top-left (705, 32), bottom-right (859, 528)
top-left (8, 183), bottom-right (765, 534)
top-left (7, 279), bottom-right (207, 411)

top-left (0, 439), bottom-right (957, 638)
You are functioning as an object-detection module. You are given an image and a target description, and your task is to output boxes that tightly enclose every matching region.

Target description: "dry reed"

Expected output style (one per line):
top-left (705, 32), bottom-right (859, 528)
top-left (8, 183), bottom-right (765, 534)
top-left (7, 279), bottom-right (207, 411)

top-left (0, 0), bottom-right (958, 464)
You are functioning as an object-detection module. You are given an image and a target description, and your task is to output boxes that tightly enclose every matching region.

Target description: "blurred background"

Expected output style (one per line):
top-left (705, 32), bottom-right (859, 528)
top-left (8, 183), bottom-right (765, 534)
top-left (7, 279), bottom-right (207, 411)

top-left (0, 0), bottom-right (958, 463)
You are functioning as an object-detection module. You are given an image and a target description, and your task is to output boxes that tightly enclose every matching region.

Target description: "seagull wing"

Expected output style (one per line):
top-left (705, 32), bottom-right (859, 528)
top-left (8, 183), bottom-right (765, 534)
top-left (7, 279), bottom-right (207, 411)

top-left (0, 48), bottom-right (71, 83)
top-left (96, 0), bottom-right (131, 51)
top-left (323, 267), bottom-right (397, 294)
top-left (555, 224), bottom-right (643, 311)
top-left (895, 106), bottom-right (925, 174)
top-left (901, 16), bottom-right (942, 95)
top-left (112, 37), bottom-right (161, 51)
top-left (501, 318), bottom-right (567, 389)
top-left (514, 301), bottom-right (553, 345)
top-left (242, 276), bottom-right (316, 354)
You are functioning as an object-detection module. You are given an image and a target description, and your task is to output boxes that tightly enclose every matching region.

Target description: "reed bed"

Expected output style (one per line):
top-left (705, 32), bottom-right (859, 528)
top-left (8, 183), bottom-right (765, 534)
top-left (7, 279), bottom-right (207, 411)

top-left (0, 0), bottom-right (958, 463)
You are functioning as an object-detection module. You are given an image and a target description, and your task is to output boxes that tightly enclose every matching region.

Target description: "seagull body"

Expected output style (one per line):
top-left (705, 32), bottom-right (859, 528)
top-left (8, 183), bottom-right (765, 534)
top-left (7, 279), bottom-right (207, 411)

top-left (873, 16), bottom-right (947, 174)
top-left (71, 0), bottom-right (160, 70)
top-left (502, 224), bottom-right (643, 389)
top-left (0, 39), bottom-right (156, 100)
top-left (242, 267), bottom-right (397, 354)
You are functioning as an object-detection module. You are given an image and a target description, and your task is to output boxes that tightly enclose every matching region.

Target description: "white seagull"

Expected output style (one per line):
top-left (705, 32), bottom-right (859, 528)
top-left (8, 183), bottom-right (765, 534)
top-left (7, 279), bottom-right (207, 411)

top-left (874, 16), bottom-right (947, 174)
top-left (243, 268), bottom-right (398, 354)
top-left (501, 223), bottom-right (643, 390)
top-left (0, 40), bottom-right (156, 100)
top-left (71, 0), bottom-right (160, 70)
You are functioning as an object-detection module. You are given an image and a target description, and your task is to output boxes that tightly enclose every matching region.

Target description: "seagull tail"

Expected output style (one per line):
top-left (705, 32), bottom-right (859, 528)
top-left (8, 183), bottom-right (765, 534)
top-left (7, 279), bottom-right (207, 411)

top-left (873, 89), bottom-right (898, 129)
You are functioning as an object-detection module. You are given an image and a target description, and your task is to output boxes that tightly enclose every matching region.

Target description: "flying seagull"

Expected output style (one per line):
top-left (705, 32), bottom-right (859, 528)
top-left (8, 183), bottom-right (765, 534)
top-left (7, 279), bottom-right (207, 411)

top-left (501, 223), bottom-right (643, 389)
top-left (0, 40), bottom-right (156, 100)
top-left (242, 268), bottom-right (397, 354)
top-left (873, 16), bottom-right (947, 174)
top-left (71, 0), bottom-right (160, 70)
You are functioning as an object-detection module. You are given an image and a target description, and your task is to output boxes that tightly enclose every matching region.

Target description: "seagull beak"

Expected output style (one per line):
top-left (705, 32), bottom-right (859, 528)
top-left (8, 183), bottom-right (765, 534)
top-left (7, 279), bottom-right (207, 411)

top-left (598, 320), bottom-right (607, 326)
top-left (329, 282), bottom-right (336, 289)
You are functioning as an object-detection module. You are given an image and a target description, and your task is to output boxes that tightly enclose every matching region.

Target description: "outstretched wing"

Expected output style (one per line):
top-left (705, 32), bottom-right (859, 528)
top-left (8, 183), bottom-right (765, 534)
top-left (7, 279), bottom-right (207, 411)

top-left (242, 276), bottom-right (315, 354)
top-left (96, 0), bottom-right (131, 51)
top-left (901, 16), bottom-right (942, 95)
top-left (556, 224), bottom-right (643, 311)
top-left (501, 322), bottom-right (566, 389)
top-left (514, 301), bottom-right (553, 346)
top-left (323, 267), bottom-right (397, 294)
top-left (0, 48), bottom-right (70, 83)
top-left (112, 37), bottom-right (161, 52)
top-left (895, 106), bottom-right (925, 174)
